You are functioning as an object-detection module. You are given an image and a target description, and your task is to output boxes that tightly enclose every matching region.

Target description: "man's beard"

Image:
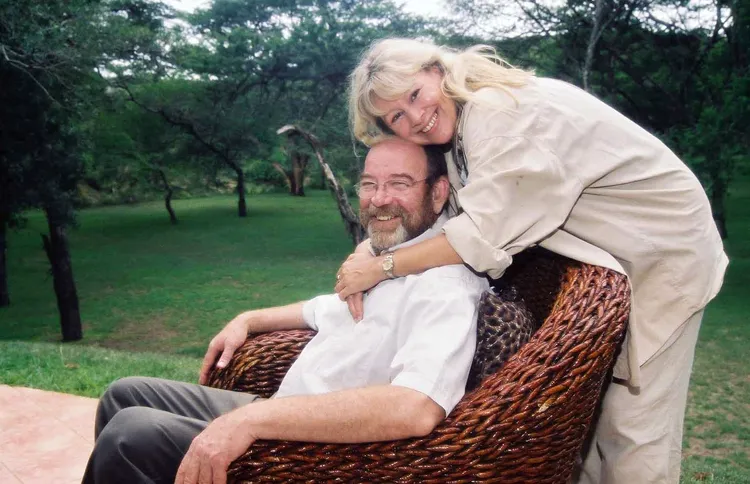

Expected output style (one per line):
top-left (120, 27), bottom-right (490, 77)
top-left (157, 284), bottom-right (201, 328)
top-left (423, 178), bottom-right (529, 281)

top-left (361, 198), bottom-right (438, 255)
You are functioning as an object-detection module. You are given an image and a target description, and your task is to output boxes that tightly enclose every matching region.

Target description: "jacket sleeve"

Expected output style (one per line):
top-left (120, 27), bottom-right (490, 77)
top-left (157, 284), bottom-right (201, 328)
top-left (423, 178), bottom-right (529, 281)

top-left (442, 134), bottom-right (584, 279)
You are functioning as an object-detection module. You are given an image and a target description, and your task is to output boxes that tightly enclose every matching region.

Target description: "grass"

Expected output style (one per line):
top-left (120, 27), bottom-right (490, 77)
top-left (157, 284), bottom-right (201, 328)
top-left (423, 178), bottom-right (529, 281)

top-left (679, 175), bottom-right (750, 483)
top-left (1, 183), bottom-right (749, 482)
top-left (1, 191), bottom-right (353, 358)
top-left (0, 341), bottom-right (199, 398)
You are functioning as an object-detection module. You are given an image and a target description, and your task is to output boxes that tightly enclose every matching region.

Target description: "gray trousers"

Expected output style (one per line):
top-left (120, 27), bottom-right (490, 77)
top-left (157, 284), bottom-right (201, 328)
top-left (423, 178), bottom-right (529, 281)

top-left (82, 376), bottom-right (261, 484)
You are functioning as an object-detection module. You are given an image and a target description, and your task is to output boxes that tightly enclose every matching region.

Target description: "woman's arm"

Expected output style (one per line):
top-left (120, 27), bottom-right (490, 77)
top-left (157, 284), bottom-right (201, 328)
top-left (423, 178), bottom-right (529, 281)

top-left (335, 233), bottom-right (462, 300)
top-left (393, 233), bottom-right (463, 276)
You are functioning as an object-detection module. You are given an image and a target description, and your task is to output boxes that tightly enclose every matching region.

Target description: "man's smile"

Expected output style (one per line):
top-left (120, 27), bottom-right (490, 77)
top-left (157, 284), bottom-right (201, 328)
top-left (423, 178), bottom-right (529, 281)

top-left (371, 215), bottom-right (401, 230)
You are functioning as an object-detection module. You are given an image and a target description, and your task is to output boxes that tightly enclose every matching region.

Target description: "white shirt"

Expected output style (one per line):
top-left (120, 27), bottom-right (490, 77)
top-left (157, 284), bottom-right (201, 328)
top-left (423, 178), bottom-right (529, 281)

top-left (274, 215), bottom-right (489, 414)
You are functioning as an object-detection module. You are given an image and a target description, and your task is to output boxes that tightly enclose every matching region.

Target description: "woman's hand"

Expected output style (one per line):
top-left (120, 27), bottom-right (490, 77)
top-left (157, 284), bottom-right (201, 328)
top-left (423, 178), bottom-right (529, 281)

top-left (337, 239), bottom-right (377, 321)
top-left (336, 252), bottom-right (386, 297)
top-left (335, 251), bottom-right (386, 320)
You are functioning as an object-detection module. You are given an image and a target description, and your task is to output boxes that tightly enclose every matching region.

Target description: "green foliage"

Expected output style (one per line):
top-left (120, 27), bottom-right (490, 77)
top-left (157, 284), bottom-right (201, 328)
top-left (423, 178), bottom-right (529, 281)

top-left (246, 159), bottom-right (287, 189)
top-left (0, 0), bottom-right (101, 224)
top-left (447, 0), bottom-right (749, 236)
top-left (108, 0), bottom-right (427, 203)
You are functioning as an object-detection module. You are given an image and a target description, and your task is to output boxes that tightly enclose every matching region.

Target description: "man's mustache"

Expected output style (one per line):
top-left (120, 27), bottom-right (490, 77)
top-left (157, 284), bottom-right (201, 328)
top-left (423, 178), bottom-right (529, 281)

top-left (363, 205), bottom-right (405, 222)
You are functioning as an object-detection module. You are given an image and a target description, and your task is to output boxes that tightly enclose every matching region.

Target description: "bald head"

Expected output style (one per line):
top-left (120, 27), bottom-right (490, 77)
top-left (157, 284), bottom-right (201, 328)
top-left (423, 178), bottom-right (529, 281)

top-left (365, 138), bottom-right (427, 173)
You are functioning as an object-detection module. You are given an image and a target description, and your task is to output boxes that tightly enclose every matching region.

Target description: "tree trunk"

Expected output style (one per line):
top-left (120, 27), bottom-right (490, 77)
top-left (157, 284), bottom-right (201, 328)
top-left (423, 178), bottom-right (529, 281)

top-left (711, 180), bottom-right (728, 239)
top-left (273, 163), bottom-right (299, 196)
top-left (165, 189), bottom-right (177, 225)
top-left (234, 165), bottom-right (247, 217)
top-left (277, 125), bottom-right (365, 245)
top-left (583, 0), bottom-right (608, 92)
top-left (155, 168), bottom-right (178, 225)
top-left (41, 213), bottom-right (82, 341)
top-left (0, 217), bottom-right (9, 307)
top-left (273, 152), bottom-right (309, 197)
top-left (292, 153), bottom-right (309, 197)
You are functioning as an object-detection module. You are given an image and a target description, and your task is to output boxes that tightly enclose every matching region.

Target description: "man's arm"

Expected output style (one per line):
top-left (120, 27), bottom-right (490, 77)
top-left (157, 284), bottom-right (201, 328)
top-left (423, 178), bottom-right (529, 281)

top-left (198, 301), bottom-right (309, 384)
top-left (175, 385), bottom-right (444, 484)
top-left (242, 384), bottom-right (444, 442)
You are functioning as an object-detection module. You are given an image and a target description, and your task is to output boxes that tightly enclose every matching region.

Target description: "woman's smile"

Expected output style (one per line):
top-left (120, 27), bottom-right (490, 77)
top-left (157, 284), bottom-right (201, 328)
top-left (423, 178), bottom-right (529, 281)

top-left (421, 112), bottom-right (438, 133)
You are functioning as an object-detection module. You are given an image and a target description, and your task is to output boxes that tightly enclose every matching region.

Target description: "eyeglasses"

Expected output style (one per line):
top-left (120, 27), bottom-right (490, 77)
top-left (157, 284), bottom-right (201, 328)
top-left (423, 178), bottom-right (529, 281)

top-left (355, 178), bottom-right (428, 199)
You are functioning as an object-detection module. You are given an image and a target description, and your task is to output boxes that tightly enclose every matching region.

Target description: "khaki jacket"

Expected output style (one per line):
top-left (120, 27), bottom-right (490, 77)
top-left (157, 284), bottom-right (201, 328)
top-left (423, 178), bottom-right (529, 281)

top-left (442, 78), bottom-right (728, 385)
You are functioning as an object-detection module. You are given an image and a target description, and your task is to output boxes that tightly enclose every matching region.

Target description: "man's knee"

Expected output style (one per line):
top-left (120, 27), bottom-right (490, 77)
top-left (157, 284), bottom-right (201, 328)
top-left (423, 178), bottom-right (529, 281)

top-left (102, 376), bottom-right (154, 403)
top-left (90, 406), bottom-right (194, 483)
top-left (96, 376), bottom-right (152, 435)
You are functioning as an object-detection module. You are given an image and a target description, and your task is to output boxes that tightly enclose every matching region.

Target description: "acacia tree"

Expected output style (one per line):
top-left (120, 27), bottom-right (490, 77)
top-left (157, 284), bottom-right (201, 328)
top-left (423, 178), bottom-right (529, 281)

top-left (0, 0), bottom-right (106, 337)
top-left (115, 0), bottom-right (427, 217)
top-left (0, 0), bottom-right (164, 337)
top-left (113, 0), bottom-right (298, 217)
top-left (86, 93), bottom-right (193, 223)
top-left (278, 125), bottom-right (365, 245)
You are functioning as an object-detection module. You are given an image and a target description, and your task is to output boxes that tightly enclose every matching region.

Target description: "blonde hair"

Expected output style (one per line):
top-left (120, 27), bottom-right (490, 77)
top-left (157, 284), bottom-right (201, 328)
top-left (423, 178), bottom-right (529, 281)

top-left (349, 38), bottom-right (534, 146)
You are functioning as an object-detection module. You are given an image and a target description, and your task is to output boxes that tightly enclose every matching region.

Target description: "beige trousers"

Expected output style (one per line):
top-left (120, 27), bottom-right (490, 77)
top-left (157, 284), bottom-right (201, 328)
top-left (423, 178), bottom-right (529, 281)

top-left (577, 309), bottom-right (704, 484)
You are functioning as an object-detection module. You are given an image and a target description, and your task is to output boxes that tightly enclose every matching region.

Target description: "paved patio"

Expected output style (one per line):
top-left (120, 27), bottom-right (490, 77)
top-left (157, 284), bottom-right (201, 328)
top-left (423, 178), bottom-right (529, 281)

top-left (0, 385), bottom-right (97, 484)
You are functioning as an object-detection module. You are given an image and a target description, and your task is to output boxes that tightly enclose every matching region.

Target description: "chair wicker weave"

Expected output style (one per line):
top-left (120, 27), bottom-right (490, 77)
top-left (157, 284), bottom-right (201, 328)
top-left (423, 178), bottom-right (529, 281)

top-left (208, 250), bottom-right (630, 483)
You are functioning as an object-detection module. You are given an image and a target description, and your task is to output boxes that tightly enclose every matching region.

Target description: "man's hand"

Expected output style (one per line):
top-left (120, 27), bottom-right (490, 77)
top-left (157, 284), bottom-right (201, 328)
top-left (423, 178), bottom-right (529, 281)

top-left (198, 313), bottom-right (251, 385)
top-left (174, 409), bottom-right (257, 484)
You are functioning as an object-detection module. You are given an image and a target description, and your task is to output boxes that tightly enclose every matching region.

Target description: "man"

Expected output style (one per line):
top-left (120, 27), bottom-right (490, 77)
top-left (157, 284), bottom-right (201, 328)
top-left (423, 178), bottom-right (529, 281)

top-left (83, 138), bottom-right (489, 484)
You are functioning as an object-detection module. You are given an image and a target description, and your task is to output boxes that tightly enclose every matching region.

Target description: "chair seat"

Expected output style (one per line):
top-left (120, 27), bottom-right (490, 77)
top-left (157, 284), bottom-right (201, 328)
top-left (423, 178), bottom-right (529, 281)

top-left (208, 251), bottom-right (630, 483)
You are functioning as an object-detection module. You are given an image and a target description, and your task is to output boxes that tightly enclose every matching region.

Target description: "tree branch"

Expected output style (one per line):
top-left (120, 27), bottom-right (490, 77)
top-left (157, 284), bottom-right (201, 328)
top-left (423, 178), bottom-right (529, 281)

top-left (277, 124), bottom-right (364, 245)
top-left (1, 44), bottom-right (58, 103)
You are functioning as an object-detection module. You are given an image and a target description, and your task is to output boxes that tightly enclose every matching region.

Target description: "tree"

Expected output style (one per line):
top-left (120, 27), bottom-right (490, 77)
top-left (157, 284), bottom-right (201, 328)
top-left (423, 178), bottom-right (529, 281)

top-left (278, 125), bottom-right (365, 245)
top-left (273, 147), bottom-right (310, 197)
top-left (85, 90), bottom-right (203, 223)
top-left (0, 0), bottom-right (103, 336)
top-left (0, 0), bottom-right (160, 338)
top-left (448, 0), bottom-right (748, 236)
top-left (115, 0), bottom-right (428, 217)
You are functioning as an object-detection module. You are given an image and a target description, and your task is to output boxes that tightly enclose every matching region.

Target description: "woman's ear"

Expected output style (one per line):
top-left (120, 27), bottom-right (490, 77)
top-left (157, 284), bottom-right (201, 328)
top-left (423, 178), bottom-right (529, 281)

top-left (431, 176), bottom-right (450, 214)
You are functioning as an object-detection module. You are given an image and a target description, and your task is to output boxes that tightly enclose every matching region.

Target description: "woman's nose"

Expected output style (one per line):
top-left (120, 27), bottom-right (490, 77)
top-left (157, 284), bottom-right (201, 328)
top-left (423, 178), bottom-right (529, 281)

top-left (405, 105), bottom-right (424, 127)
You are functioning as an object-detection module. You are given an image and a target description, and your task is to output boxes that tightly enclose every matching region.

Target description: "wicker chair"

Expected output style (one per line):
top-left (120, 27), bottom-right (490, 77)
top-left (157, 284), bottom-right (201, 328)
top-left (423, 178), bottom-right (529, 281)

top-left (208, 249), bottom-right (630, 483)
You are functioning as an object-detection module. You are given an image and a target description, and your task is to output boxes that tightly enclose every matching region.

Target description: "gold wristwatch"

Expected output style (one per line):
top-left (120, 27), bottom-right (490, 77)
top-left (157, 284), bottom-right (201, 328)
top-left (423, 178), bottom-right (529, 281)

top-left (382, 252), bottom-right (395, 279)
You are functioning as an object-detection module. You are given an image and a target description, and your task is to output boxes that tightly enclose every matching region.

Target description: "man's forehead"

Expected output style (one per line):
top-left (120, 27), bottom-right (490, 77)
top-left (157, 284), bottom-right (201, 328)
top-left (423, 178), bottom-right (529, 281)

top-left (363, 143), bottom-right (427, 177)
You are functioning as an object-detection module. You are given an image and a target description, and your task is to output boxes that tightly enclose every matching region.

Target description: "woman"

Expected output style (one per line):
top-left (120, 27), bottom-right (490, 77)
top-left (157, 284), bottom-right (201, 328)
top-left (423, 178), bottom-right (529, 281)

top-left (335, 38), bottom-right (727, 484)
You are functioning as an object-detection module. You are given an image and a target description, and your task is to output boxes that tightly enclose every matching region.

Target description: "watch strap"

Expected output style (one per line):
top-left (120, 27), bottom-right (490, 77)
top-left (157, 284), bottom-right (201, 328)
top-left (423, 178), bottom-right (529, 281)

top-left (383, 252), bottom-right (396, 279)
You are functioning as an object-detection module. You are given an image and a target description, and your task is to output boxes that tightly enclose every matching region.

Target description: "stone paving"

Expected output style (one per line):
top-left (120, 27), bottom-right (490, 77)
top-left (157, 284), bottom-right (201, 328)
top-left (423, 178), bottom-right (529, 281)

top-left (0, 385), bottom-right (97, 484)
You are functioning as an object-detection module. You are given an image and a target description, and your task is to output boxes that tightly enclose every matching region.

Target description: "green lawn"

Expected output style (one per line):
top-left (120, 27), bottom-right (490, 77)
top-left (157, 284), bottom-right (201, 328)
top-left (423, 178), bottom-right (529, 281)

top-left (1, 191), bottom-right (353, 357)
top-left (680, 176), bottom-right (750, 483)
top-left (1, 184), bottom-right (748, 482)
